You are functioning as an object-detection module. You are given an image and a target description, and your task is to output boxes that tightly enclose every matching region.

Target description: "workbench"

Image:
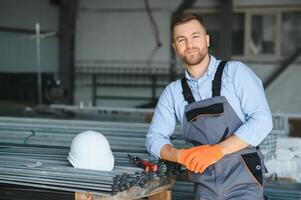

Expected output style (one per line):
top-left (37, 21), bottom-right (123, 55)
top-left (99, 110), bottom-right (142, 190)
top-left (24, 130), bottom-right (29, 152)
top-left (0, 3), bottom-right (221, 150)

top-left (76, 177), bottom-right (175, 200)
top-left (0, 177), bottom-right (175, 200)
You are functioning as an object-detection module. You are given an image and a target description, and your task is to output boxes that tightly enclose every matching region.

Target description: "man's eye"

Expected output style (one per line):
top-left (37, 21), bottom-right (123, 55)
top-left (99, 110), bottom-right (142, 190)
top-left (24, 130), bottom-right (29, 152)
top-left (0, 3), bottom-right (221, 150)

top-left (193, 35), bottom-right (200, 38)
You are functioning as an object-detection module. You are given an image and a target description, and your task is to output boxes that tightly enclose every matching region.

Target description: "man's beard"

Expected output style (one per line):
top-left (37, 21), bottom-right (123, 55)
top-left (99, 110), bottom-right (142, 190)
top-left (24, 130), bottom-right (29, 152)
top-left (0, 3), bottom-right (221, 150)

top-left (179, 47), bottom-right (208, 66)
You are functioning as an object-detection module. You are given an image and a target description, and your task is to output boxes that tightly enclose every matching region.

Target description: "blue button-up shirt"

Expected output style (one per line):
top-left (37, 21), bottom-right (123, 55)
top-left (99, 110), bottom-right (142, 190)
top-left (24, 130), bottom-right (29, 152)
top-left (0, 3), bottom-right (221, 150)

top-left (146, 55), bottom-right (273, 158)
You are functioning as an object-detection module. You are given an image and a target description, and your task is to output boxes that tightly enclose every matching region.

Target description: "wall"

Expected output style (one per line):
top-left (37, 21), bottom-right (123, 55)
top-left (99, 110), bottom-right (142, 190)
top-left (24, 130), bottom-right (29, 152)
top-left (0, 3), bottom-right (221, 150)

top-left (266, 63), bottom-right (301, 114)
top-left (0, 0), bottom-right (59, 73)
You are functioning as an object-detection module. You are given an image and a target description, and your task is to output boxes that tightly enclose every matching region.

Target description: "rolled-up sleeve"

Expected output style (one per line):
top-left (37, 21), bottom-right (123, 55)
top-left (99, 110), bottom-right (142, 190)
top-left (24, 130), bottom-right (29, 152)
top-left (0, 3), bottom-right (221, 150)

top-left (233, 62), bottom-right (273, 146)
top-left (145, 84), bottom-right (177, 158)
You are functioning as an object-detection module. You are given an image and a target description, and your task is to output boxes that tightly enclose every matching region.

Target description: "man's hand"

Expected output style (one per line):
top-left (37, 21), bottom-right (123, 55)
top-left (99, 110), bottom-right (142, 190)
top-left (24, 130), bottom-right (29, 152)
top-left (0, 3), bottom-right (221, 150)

top-left (160, 135), bottom-right (248, 173)
top-left (177, 144), bottom-right (224, 173)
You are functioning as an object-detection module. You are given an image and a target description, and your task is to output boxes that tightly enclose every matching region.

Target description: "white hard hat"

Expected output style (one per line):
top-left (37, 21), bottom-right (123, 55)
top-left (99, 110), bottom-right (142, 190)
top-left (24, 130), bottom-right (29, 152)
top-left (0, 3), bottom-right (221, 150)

top-left (68, 130), bottom-right (114, 171)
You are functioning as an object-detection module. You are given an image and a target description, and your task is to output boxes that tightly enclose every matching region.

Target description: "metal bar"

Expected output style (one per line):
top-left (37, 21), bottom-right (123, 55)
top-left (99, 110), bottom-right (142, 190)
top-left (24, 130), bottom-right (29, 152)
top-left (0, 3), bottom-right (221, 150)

top-left (264, 48), bottom-right (301, 89)
top-left (92, 74), bottom-right (97, 106)
top-left (0, 26), bottom-right (56, 35)
top-left (95, 95), bottom-right (153, 101)
top-left (35, 23), bottom-right (42, 105)
top-left (151, 75), bottom-right (157, 103)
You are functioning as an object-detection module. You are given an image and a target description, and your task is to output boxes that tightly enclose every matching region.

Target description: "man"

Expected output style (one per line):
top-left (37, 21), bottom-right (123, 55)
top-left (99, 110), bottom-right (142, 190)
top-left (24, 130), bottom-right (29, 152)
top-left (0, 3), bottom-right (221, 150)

top-left (145, 13), bottom-right (273, 199)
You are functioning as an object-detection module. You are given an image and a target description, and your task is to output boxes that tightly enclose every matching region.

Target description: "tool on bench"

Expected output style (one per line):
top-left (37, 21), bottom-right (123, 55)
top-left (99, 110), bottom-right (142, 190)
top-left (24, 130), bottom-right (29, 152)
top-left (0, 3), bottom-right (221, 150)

top-left (127, 154), bottom-right (158, 172)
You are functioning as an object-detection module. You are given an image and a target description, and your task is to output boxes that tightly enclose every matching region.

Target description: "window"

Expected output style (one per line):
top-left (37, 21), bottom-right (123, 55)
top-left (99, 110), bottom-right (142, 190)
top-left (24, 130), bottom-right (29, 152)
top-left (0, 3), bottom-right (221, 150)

top-left (241, 9), bottom-right (301, 60)
top-left (282, 11), bottom-right (301, 56)
top-left (249, 14), bottom-right (276, 55)
top-left (201, 13), bottom-right (245, 56)
top-left (193, 7), bottom-right (301, 61)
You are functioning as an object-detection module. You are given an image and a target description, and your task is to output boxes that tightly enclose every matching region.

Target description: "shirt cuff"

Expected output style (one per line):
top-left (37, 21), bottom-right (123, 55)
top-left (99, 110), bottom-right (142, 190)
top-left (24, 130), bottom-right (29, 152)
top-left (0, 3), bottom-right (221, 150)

top-left (150, 139), bottom-right (173, 158)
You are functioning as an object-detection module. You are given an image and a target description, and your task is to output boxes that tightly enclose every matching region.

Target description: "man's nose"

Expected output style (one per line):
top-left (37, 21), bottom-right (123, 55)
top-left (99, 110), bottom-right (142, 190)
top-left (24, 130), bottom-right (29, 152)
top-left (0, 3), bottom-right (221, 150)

top-left (186, 39), bottom-right (193, 48)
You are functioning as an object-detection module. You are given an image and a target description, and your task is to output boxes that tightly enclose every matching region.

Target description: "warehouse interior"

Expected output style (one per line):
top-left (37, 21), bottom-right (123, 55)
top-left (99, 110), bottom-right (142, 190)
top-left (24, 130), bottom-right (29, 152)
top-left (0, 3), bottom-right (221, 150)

top-left (0, 0), bottom-right (301, 199)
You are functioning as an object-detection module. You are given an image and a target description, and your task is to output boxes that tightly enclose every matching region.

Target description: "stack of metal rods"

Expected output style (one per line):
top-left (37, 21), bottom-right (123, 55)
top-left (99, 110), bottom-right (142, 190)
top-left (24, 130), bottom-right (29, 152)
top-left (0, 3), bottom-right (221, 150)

top-left (0, 130), bottom-right (188, 153)
top-left (0, 116), bottom-right (163, 133)
top-left (0, 143), bottom-right (180, 195)
top-left (0, 117), bottom-right (189, 153)
top-left (0, 116), bottom-right (183, 195)
top-left (0, 184), bottom-right (73, 200)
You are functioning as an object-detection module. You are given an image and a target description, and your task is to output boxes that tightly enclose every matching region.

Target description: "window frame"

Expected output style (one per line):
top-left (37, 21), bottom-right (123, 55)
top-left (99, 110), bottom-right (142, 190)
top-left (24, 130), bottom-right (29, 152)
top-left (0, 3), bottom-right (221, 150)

top-left (187, 5), bottom-right (301, 62)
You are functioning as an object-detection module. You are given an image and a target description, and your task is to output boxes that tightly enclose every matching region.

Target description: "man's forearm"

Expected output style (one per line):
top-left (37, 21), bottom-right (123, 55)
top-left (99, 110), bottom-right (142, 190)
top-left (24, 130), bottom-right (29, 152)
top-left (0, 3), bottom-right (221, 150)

top-left (160, 144), bottom-right (180, 162)
top-left (160, 134), bottom-right (249, 163)
top-left (219, 134), bottom-right (249, 155)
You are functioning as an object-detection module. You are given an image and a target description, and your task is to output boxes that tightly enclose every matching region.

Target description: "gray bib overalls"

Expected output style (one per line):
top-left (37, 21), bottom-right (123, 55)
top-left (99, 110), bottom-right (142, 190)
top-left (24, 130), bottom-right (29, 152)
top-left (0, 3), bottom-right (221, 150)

top-left (181, 61), bottom-right (266, 200)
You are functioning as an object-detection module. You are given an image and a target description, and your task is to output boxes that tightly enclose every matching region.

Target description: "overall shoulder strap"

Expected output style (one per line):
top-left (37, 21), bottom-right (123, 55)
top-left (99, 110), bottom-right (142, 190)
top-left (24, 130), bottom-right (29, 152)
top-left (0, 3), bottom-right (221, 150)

top-left (181, 78), bottom-right (195, 104)
top-left (212, 60), bottom-right (227, 97)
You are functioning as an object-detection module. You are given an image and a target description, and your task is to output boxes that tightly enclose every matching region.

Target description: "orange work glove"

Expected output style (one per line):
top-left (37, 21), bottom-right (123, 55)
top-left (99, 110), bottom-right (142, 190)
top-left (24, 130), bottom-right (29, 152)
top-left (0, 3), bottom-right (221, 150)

top-left (177, 145), bottom-right (203, 164)
top-left (177, 144), bottom-right (224, 173)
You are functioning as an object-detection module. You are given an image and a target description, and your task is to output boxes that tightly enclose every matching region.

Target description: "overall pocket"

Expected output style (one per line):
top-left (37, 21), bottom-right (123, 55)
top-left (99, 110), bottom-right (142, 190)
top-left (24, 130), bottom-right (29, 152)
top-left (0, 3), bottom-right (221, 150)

top-left (186, 103), bottom-right (224, 121)
top-left (185, 103), bottom-right (228, 144)
top-left (240, 152), bottom-right (263, 187)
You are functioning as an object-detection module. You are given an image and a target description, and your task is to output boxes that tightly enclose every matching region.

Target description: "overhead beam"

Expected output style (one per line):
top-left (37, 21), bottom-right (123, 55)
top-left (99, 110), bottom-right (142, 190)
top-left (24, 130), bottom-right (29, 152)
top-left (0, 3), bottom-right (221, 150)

top-left (0, 26), bottom-right (55, 35)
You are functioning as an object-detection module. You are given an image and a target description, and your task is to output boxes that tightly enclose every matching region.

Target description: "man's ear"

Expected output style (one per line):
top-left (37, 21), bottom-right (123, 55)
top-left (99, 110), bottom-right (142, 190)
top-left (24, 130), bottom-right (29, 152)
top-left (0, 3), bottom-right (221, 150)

top-left (172, 42), bottom-right (177, 55)
top-left (206, 34), bottom-right (210, 47)
top-left (172, 42), bottom-right (176, 51)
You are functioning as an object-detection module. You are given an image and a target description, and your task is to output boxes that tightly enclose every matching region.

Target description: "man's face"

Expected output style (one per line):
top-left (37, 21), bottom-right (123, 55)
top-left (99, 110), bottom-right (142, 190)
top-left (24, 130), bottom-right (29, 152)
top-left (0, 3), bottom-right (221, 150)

top-left (172, 19), bottom-right (210, 66)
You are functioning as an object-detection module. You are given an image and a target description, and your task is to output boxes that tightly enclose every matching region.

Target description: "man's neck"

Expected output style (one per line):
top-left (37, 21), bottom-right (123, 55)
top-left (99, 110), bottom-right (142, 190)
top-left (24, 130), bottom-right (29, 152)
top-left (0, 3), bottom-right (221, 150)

top-left (186, 54), bottom-right (210, 79)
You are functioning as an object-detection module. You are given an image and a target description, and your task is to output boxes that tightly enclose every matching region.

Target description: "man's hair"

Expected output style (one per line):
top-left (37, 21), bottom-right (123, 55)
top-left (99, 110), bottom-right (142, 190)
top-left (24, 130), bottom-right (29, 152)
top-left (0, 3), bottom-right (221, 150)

top-left (171, 13), bottom-right (207, 40)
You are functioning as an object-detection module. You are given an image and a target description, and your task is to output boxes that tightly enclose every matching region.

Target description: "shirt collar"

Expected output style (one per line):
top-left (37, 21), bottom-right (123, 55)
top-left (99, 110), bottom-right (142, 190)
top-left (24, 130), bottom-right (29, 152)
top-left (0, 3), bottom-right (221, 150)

top-left (184, 55), bottom-right (217, 81)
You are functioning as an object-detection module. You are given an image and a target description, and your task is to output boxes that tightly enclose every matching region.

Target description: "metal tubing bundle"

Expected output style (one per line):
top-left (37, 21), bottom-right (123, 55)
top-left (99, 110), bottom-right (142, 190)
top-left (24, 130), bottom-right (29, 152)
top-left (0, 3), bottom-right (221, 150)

top-left (0, 143), bottom-right (180, 195)
top-left (0, 145), bottom-right (136, 194)
top-left (0, 117), bottom-right (182, 195)
top-left (0, 117), bottom-right (189, 153)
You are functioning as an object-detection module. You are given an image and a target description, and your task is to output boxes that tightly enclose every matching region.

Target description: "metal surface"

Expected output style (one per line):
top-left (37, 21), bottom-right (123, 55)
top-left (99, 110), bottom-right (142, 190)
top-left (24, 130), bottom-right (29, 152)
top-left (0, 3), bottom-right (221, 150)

top-left (0, 117), bottom-right (181, 197)
top-left (35, 23), bottom-right (42, 105)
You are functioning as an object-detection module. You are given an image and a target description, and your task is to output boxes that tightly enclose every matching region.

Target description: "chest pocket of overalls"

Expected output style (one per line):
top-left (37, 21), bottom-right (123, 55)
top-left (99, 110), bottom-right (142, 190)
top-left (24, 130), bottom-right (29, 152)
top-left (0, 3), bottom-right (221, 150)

top-left (185, 101), bottom-right (229, 145)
